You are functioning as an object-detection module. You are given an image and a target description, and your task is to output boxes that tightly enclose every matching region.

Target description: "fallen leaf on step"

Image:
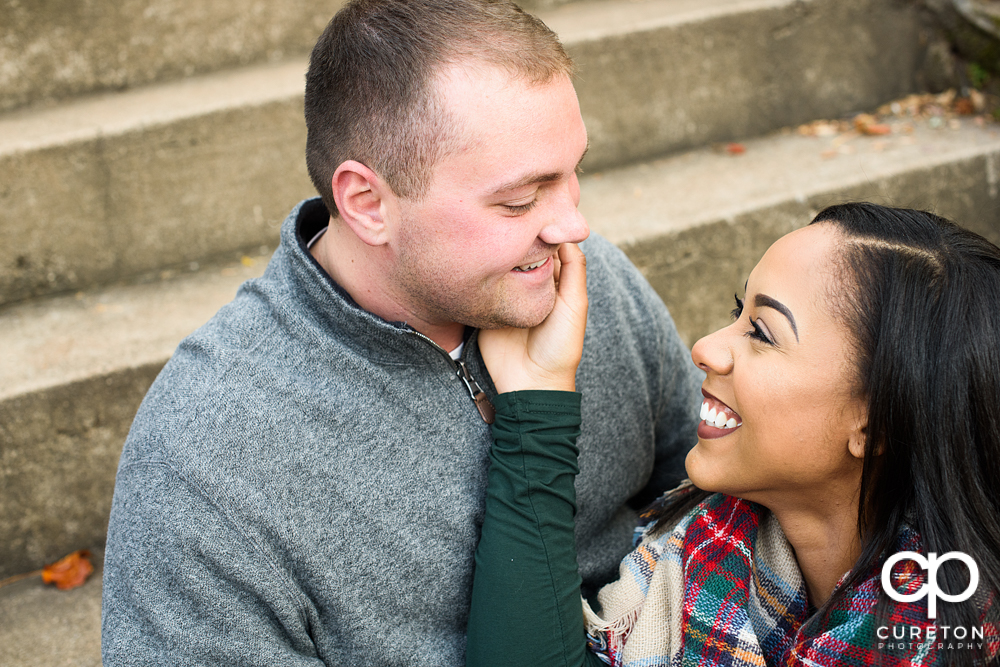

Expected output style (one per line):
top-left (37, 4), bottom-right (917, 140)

top-left (954, 97), bottom-right (975, 115)
top-left (854, 114), bottom-right (891, 135)
top-left (42, 550), bottom-right (94, 590)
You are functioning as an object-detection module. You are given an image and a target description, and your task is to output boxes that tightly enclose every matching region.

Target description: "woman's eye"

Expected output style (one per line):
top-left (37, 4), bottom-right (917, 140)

top-left (730, 295), bottom-right (743, 320)
top-left (502, 199), bottom-right (539, 215)
top-left (733, 295), bottom-right (773, 345)
top-left (745, 320), bottom-right (774, 345)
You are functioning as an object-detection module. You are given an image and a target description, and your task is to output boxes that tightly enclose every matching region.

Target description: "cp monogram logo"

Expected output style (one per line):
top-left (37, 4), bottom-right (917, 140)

top-left (881, 551), bottom-right (979, 619)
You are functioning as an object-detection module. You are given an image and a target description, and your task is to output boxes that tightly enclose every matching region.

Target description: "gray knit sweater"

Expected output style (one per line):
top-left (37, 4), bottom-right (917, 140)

top-left (101, 197), bottom-right (703, 666)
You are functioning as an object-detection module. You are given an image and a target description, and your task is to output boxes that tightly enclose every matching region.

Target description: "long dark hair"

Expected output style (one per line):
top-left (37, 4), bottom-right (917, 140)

top-left (650, 203), bottom-right (1000, 665)
top-left (814, 203), bottom-right (1000, 666)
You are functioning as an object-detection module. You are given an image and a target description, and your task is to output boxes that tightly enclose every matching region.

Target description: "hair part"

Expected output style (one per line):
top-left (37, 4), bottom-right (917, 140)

top-left (810, 203), bottom-right (1000, 666)
top-left (304, 0), bottom-right (574, 216)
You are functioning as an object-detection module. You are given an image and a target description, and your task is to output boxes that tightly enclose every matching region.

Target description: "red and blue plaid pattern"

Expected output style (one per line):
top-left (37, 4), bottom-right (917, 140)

top-left (590, 492), bottom-right (999, 666)
top-left (680, 494), bottom-right (944, 666)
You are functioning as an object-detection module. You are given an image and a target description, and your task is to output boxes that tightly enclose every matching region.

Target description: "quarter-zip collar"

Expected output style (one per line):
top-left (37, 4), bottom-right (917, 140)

top-left (407, 328), bottom-right (496, 423)
top-left (265, 198), bottom-right (496, 421)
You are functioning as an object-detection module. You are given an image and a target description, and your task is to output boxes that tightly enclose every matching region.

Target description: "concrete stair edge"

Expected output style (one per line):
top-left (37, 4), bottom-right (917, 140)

top-left (0, 552), bottom-right (104, 667)
top-left (2, 116), bottom-right (998, 582)
top-left (0, 0), bottom-right (929, 306)
top-left (0, 0), bottom-right (341, 114)
top-left (0, 0), bottom-right (665, 115)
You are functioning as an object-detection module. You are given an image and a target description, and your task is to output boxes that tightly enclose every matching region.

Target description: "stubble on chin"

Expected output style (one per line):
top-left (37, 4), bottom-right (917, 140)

top-left (413, 274), bottom-right (558, 331)
top-left (392, 242), bottom-right (558, 329)
top-left (475, 288), bottom-right (557, 330)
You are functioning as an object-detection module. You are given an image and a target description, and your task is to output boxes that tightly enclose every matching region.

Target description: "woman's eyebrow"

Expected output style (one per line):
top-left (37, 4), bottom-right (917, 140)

top-left (754, 294), bottom-right (799, 341)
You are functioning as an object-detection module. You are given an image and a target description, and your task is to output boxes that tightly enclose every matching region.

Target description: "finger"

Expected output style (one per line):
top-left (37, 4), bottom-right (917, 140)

top-left (554, 243), bottom-right (587, 310)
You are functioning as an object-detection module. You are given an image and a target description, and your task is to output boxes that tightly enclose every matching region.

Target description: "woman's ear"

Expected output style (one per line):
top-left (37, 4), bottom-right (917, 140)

top-left (330, 160), bottom-right (393, 247)
top-left (847, 402), bottom-right (868, 460)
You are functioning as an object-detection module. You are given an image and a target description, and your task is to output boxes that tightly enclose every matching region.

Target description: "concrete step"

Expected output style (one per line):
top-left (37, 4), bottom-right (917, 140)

top-left (0, 0), bottom-right (579, 114)
top-left (0, 0), bottom-right (927, 307)
top-left (0, 58), bottom-right (314, 309)
top-left (3, 113), bottom-right (998, 582)
top-left (0, 252), bottom-right (269, 580)
top-left (0, 0), bottom-right (340, 113)
top-left (0, 551), bottom-right (104, 667)
top-left (550, 0), bottom-right (925, 170)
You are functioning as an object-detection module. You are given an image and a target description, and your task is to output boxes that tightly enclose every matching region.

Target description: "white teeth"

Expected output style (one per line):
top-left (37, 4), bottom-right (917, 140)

top-left (516, 259), bottom-right (546, 271)
top-left (700, 399), bottom-right (741, 430)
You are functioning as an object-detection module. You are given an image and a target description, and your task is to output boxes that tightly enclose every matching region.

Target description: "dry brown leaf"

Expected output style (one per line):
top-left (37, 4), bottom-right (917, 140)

top-left (863, 123), bottom-right (891, 135)
top-left (42, 550), bottom-right (94, 590)
top-left (853, 114), bottom-right (892, 136)
top-left (954, 97), bottom-right (975, 116)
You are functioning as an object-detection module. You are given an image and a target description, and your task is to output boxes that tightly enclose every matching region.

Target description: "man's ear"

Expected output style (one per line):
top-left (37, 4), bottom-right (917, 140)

top-left (331, 160), bottom-right (393, 247)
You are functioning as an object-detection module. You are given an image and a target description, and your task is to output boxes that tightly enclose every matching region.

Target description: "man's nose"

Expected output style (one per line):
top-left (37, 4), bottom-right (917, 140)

top-left (538, 178), bottom-right (590, 245)
top-left (539, 209), bottom-right (589, 246)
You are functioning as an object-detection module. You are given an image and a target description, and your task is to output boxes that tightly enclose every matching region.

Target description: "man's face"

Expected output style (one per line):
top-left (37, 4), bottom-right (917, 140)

top-left (384, 64), bottom-right (590, 332)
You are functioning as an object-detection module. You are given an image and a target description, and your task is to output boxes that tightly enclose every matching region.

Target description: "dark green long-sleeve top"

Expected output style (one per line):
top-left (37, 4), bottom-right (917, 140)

top-left (466, 390), bottom-right (606, 667)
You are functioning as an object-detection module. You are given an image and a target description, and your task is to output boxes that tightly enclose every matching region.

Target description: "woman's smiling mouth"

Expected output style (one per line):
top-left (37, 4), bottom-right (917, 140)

top-left (698, 390), bottom-right (742, 439)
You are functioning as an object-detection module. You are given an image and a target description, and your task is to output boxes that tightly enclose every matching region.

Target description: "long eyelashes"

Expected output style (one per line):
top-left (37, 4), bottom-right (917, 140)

top-left (731, 295), bottom-right (773, 345)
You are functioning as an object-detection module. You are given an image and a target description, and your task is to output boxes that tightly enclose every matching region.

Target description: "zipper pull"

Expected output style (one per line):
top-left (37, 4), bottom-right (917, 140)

top-left (456, 360), bottom-right (495, 424)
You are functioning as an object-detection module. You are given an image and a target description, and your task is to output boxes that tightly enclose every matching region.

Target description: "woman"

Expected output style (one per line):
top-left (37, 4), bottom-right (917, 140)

top-left (466, 203), bottom-right (1000, 666)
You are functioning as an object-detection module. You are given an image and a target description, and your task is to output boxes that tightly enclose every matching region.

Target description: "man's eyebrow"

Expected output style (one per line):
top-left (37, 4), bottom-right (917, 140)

top-left (489, 142), bottom-right (590, 196)
top-left (754, 294), bottom-right (799, 342)
top-left (490, 170), bottom-right (561, 195)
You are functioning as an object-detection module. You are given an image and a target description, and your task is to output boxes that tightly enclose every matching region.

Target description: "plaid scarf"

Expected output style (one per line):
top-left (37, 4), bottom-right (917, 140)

top-left (583, 491), bottom-right (994, 667)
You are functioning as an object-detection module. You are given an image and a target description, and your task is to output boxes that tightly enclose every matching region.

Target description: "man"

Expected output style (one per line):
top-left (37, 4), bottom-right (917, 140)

top-left (101, 1), bottom-right (702, 664)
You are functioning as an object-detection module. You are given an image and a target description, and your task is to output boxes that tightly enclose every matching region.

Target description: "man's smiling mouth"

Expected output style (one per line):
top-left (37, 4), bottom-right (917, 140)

top-left (513, 258), bottom-right (549, 272)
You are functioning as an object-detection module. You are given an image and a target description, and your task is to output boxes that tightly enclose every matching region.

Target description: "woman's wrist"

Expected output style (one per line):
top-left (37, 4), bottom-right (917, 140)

top-left (492, 391), bottom-right (582, 428)
top-left (495, 382), bottom-right (575, 395)
top-left (489, 368), bottom-right (577, 394)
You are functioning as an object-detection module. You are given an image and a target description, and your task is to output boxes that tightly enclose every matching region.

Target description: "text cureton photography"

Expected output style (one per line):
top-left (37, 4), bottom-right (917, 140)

top-left (879, 550), bottom-right (989, 654)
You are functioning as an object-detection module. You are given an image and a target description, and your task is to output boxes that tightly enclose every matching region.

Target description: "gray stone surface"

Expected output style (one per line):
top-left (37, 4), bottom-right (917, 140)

top-left (0, 368), bottom-right (158, 581)
top-left (0, 60), bottom-right (313, 307)
top-left (2, 116), bottom-right (997, 582)
top-left (549, 0), bottom-right (925, 171)
top-left (0, 254), bottom-right (268, 579)
top-left (0, 0), bottom-right (593, 113)
top-left (0, 553), bottom-right (103, 667)
top-left (0, 0), bottom-right (341, 113)
top-left (923, 0), bottom-right (1000, 74)
top-left (0, 0), bottom-right (931, 306)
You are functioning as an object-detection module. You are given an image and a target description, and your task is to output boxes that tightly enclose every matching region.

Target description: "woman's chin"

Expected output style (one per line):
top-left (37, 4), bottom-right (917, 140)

top-left (684, 446), bottom-right (718, 492)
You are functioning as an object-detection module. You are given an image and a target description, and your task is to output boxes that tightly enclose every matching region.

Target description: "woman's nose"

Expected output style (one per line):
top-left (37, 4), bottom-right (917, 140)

top-left (691, 324), bottom-right (735, 376)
